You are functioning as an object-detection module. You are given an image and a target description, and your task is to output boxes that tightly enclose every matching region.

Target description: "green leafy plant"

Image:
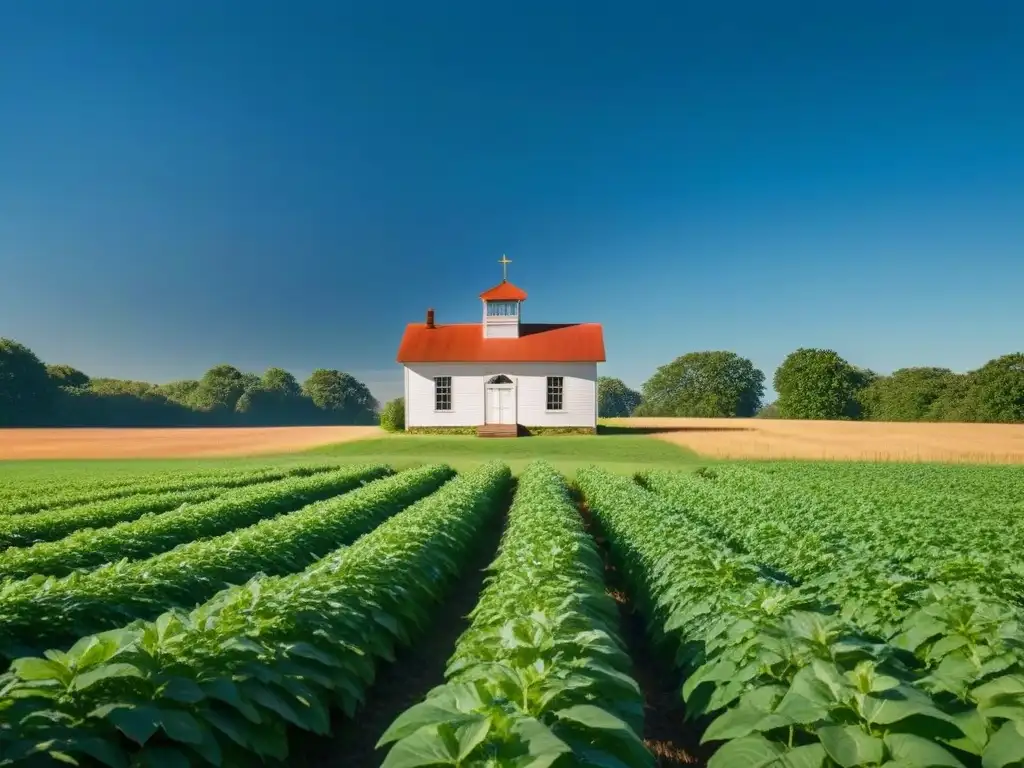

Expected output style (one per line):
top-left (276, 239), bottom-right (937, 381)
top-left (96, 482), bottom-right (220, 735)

top-left (0, 464), bottom-right (338, 516)
top-left (379, 396), bottom-right (405, 432)
top-left (0, 461), bottom-right (512, 766)
top-left (578, 466), bottom-right (972, 768)
top-left (0, 465), bottom-right (342, 548)
top-left (379, 460), bottom-right (651, 767)
top-left (0, 464), bottom-right (455, 660)
top-left (0, 465), bottom-right (391, 580)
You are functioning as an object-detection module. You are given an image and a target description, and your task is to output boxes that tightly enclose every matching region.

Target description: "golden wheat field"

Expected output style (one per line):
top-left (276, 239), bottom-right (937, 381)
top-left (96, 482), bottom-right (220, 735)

top-left (612, 417), bottom-right (1024, 463)
top-left (0, 426), bottom-right (383, 460)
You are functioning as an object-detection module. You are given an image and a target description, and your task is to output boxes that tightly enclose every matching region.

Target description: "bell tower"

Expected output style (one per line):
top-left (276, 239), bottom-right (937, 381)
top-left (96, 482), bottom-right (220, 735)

top-left (479, 255), bottom-right (527, 338)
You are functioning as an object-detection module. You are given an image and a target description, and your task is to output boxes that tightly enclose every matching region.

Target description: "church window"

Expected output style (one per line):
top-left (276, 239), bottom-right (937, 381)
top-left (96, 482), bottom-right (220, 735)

top-left (434, 376), bottom-right (452, 411)
top-left (546, 376), bottom-right (563, 410)
top-left (486, 301), bottom-right (518, 317)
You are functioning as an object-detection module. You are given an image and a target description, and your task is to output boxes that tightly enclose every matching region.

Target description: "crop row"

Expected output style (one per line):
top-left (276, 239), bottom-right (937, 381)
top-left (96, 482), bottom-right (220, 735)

top-left (639, 467), bottom-right (1024, 767)
top-left (0, 489), bottom-right (225, 549)
top-left (747, 461), bottom-right (1024, 509)
top-left (379, 460), bottom-right (650, 767)
top-left (0, 465), bottom-right (390, 580)
top-left (645, 465), bottom-right (1024, 643)
top-left (0, 464), bottom-right (455, 661)
top-left (643, 468), bottom-right (1024, 765)
top-left (0, 465), bottom-right (352, 549)
top-left (0, 461), bottom-right (512, 766)
top-left (577, 466), bottom-right (982, 768)
top-left (0, 464), bottom-right (340, 517)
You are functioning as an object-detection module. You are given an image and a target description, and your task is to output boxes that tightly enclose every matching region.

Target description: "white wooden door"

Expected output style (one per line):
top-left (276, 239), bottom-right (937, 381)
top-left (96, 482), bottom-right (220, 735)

top-left (485, 386), bottom-right (515, 424)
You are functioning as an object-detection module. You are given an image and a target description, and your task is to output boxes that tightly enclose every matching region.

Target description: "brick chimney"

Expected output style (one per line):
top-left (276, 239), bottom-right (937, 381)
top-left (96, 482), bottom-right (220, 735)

top-left (426, 308), bottom-right (435, 328)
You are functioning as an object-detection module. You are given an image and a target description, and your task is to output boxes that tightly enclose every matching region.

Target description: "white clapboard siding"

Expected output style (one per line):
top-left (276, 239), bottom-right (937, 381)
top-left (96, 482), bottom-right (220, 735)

top-left (483, 322), bottom-right (520, 338)
top-left (404, 363), bottom-right (597, 427)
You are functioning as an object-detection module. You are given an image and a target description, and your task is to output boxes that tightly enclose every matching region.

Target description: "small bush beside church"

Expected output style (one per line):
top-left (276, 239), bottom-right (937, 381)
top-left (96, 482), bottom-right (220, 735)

top-left (380, 397), bottom-right (405, 432)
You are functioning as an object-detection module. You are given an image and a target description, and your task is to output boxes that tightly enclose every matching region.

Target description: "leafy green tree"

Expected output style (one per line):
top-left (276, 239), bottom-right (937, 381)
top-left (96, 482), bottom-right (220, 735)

top-left (970, 353), bottom-right (1024, 423)
top-left (234, 388), bottom-right (276, 422)
top-left (46, 364), bottom-right (90, 390)
top-left (87, 378), bottom-right (157, 397)
top-left (0, 339), bottom-right (55, 425)
top-left (379, 397), bottom-right (405, 431)
top-left (303, 369), bottom-right (379, 424)
top-left (192, 365), bottom-right (247, 413)
top-left (155, 380), bottom-right (201, 406)
top-left (240, 372), bottom-right (262, 393)
top-left (756, 402), bottom-right (780, 419)
top-left (924, 373), bottom-right (979, 422)
top-left (858, 367), bottom-right (958, 422)
top-left (597, 377), bottom-right (642, 417)
top-left (774, 348), bottom-right (867, 420)
top-left (846, 366), bottom-right (879, 419)
top-left (637, 351), bottom-right (764, 417)
top-left (262, 367), bottom-right (302, 398)
top-left (236, 368), bottom-right (308, 424)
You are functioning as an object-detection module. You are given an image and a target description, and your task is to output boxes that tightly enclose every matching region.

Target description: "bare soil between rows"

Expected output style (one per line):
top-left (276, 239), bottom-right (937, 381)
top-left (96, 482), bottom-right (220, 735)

top-left (289, 482), bottom-right (513, 767)
top-left (575, 492), bottom-right (709, 766)
top-left (0, 427), bottom-right (382, 459)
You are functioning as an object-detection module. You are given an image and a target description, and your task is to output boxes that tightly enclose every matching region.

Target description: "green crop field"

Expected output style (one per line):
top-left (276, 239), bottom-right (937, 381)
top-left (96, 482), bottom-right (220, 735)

top-left (1, 455), bottom-right (1024, 767)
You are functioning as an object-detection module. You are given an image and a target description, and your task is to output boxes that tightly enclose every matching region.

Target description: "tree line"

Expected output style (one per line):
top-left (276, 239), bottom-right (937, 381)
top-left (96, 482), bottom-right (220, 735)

top-left (0, 338), bottom-right (379, 427)
top-left (598, 349), bottom-right (1024, 423)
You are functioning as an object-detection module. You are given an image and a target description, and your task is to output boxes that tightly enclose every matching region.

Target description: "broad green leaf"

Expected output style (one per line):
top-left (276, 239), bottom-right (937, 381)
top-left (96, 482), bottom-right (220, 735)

top-left (511, 717), bottom-right (573, 768)
top-left (203, 709), bottom-right (253, 749)
top-left (553, 705), bottom-right (652, 766)
top-left (817, 724), bottom-right (884, 767)
top-left (860, 691), bottom-right (955, 727)
top-left (974, 676), bottom-right (1024, 706)
top-left (982, 721), bottom-right (1024, 768)
top-left (160, 677), bottom-right (206, 704)
top-left (107, 706), bottom-right (162, 746)
top-left (75, 737), bottom-right (130, 768)
top-left (780, 743), bottom-right (829, 768)
top-left (11, 658), bottom-right (70, 684)
top-left (158, 709), bottom-right (205, 745)
top-left (244, 682), bottom-right (306, 728)
top-left (708, 734), bottom-right (784, 768)
top-left (455, 717), bottom-right (493, 761)
top-left (380, 726), bottom-right (460, 768)
top-left (72, 663), bottom-right (144, 692)
top-left (946, 707), bottom-right (989, 755)
top-left (376, 702), bottom-right (475, 746)
top-left (704, 703), bottom-right (784, 743)
top-left (205, 681), bottom-right (262, 724)
top-left (884, 733), bottom-right (965, 767)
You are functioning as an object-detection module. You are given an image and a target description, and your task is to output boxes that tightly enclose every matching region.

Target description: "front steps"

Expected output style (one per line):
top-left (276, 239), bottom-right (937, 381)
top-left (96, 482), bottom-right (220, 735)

top-left (477, 424), bottom-right (518, 438)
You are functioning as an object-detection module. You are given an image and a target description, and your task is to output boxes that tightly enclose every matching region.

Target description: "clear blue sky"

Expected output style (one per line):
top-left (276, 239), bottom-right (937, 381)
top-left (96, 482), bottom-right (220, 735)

top-left (2, 1), bottom-right (1022, 403)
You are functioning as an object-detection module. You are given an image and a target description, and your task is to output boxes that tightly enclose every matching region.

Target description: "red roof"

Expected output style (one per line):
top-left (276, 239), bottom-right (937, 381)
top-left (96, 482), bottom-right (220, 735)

top-left (396, 323), bottom-right (606, 363)
top-left (479, 281), bottom-right (528, 302)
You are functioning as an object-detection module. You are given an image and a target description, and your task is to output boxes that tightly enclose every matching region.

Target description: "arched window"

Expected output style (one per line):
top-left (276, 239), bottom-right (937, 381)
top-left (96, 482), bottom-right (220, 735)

top-left (487, 374), bottom-right (513, 384)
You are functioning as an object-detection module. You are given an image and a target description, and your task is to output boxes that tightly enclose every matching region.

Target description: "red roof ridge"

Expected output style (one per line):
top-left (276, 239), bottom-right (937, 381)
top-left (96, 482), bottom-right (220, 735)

top-left (479, 281), bottom-right (528, 302)
top-left (397, 320), bottom-right (605, 363)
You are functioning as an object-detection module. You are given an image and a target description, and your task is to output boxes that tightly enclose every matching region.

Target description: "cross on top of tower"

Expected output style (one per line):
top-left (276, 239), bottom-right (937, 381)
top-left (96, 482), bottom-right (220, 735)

top-left (498, 254), bottom-right (511, 282)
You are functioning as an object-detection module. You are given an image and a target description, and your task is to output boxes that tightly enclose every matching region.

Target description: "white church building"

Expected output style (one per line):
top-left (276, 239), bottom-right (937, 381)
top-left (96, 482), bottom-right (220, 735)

top-left (396, 260), bottom-right (606, 436)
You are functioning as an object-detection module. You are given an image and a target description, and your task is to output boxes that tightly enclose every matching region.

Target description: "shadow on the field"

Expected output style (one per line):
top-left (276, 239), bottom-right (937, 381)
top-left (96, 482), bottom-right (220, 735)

top-left (598, 425), bottom-right (755, 436)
